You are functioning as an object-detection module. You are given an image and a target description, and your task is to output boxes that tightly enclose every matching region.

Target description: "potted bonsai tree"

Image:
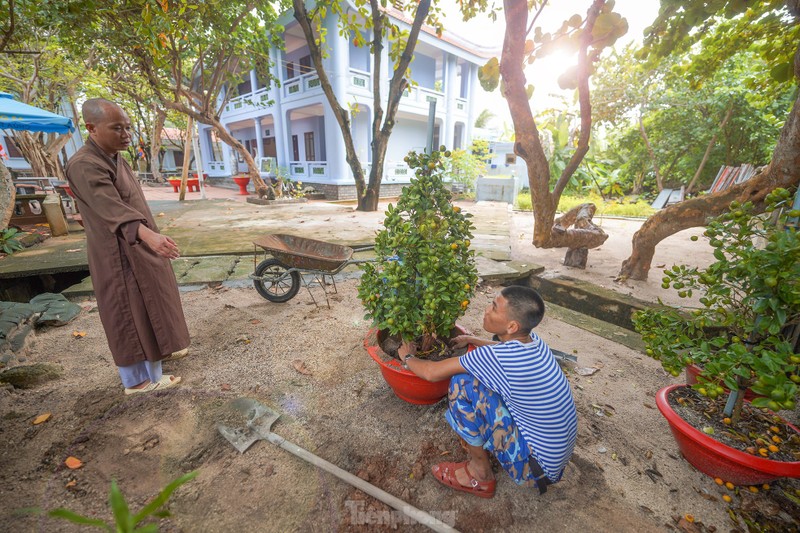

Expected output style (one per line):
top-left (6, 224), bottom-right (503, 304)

top-left (358, 148), bottom-right (479, 404)
top-left (633, 188), bottom-right (800, 485)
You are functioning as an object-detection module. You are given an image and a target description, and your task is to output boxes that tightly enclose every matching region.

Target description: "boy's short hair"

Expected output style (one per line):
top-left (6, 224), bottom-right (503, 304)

top-left (501, 285), bottom-right (545, 333)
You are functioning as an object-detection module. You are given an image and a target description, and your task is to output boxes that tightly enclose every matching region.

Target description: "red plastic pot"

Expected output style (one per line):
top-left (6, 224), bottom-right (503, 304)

top-left (232, 176), bottom-right (250, 195)
top-left (684, 364), bottom-right (760, 401)
top-left (656, 384), bottom-right (800, 485)
top-left (364, 326), bottom-right (470, 405)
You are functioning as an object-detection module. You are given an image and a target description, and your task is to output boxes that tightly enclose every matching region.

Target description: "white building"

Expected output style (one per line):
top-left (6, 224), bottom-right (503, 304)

top-left (197, 3), bottom-right (492, 199)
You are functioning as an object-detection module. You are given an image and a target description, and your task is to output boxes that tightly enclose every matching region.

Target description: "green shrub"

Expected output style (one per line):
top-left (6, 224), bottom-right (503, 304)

top-left (513, 192), bottom-right (656, 218)
top-left (1, 228), bottom-right (24, 255)
top-left (633, 188), bottom-right (800, 424)
top-left (358, 148), bottom-right (478, 355)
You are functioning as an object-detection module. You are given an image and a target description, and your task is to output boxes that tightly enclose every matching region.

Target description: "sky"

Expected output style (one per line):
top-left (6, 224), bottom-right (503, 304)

top-left (438, 0), bottom-right (662, 128)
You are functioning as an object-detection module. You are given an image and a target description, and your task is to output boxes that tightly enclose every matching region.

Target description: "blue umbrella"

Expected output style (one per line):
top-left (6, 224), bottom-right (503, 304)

top-left (0, 92), bottom-right (75, 134)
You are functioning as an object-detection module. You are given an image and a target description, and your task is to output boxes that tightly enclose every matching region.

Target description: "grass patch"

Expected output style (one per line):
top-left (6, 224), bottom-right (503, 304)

top-left (514, 192), bottom-right (656, 218)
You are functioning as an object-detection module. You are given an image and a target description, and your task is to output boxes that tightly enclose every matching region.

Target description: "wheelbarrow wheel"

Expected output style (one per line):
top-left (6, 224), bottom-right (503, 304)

top-left (253, 259), bottom-right (301, 302)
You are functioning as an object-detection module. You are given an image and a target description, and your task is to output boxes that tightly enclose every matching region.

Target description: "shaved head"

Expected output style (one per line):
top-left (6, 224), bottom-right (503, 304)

top-left (82, 98), bottom-right (121, 125)
top-left (82, 98), bottom-right (132, 155)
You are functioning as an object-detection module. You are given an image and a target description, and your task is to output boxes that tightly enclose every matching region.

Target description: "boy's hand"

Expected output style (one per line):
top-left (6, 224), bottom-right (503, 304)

top-left (451, 335), bottom-right (477, 349)
top-left (398, 340), bottom-right (417, 359)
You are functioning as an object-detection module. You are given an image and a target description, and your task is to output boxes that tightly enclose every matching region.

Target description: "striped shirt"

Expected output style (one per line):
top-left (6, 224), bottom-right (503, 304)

top-left (459, 331), bottom-right (578, 482)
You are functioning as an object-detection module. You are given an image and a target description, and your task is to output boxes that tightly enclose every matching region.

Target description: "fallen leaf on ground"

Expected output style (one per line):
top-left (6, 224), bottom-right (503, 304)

top-left (292, 360), bottom-right (313, 375)
top-left (65, 249), bottom-right (82, 253)
top-left (72, 331), bottom-right (86, 338)
top-left (250, 319), bottom-right (262, 325)
top-left (157, 212), bottom-right (165, 217)
top-left (221, 383), bottom-right (231, 391)
top-left (575, 367), bottom-right (600, 376)
top-left (32, 413), bottom-right (51, 425)
top-left (65, 480), bottom-right (77, 488)
top-left (65, 457), bottom-right (83, 469)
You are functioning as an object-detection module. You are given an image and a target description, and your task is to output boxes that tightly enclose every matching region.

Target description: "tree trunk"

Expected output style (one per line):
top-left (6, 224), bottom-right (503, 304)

top-left (11, 131), bottom-right (67, 179)
top-left (552, 203), bottom-right (609, 267)
top-left (639, 114), bottom-right (662, 192)
top-left (150, 106), bottom-right (166, 183)
top-left (618, 53), bottom-right (800, 281)
top-left (685, 102), bottom-right (734, 194)
top-left (0, 160), bottom-right (15, 230)
top-left (179, 117), bottom-right (193, 201)
top-left (501, 0), bottom-right (604, 250)
top-left (292, 0), bottom-right (430, 212)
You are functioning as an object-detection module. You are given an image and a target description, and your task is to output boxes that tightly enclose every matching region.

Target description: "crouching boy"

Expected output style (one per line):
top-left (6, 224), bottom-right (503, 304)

top-left (398, 286), bottom-right (577, 498)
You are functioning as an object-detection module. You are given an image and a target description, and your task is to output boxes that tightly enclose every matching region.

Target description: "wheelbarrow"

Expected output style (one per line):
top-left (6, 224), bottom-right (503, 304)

top-left (249, 234), bottom-right (375, 307)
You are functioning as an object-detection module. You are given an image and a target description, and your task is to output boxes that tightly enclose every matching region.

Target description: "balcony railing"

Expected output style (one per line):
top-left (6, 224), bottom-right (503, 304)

top-left (224, 87), bottom-right (274, 116)
top-left (283, 72), bottom-right (322, 99)
top-left (349, 68), bottom-right (371, 91)
top-left (401, 86), bottom-right (445, 110)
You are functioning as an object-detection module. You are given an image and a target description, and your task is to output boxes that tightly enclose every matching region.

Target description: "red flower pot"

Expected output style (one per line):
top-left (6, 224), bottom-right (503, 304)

top-left (684, 364), bottom-right (761, 401)
top-left (232, 176), bottom-right (250, 195)
top-left (364, 326), bottom-right (471, 405)
top-left (656, 384), bottom-right (800, 485)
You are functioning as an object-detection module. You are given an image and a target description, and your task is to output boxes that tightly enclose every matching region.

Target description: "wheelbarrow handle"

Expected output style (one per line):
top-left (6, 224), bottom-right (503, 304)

top-left (263, 431), bottom-right (459, 533)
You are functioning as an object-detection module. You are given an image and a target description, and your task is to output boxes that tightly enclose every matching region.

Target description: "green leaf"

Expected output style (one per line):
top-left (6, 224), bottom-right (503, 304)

top-left (132, 471), bottom-right (198, 524)
top-left (109, 481), bottom-right (133, 531)
top-left (48, 508), bottom-right (111, 529)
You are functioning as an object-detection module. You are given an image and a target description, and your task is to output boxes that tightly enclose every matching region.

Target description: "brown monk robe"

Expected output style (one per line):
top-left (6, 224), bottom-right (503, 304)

top-left (65, 103), bottom-right (189, 389)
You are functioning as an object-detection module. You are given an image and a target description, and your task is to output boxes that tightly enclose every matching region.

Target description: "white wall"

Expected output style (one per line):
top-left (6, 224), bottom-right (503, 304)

top-left (386, 118), bottom-right (427, 162)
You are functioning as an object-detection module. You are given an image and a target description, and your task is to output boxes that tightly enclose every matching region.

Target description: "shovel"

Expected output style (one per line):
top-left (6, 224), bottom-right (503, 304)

top-left (217, 398), bottom-right (459, 533)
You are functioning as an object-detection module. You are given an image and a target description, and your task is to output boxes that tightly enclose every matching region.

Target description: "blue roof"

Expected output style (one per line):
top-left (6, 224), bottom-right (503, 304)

top-left (0, 92), bottom-right (75, 134)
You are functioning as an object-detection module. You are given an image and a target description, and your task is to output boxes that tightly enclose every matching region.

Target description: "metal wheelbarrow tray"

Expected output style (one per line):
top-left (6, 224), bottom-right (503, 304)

top-left (250, 234), bottom-right (372, 306)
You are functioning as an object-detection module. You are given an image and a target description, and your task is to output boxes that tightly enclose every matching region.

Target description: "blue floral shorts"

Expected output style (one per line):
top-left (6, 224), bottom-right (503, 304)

top-left (445, 373), bottom-right (539, 486)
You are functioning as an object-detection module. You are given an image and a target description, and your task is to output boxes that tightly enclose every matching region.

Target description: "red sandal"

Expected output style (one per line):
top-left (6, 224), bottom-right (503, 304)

top-left (431, 461), bottom-right (496, 499)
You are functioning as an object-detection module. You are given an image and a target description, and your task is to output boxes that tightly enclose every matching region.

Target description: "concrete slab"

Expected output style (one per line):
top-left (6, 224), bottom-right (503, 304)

top-left (177, 256), bottom-right (239, 284)
top-left (474, 255), bottom-right (524, 282)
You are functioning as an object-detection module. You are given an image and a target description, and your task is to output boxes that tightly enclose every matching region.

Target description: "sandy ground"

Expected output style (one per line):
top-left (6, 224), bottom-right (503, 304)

top-left (1, 212), bottom-right (797, 532)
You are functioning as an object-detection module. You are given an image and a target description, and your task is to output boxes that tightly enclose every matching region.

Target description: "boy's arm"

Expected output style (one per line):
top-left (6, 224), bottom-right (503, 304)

top-left (452, 334), bottom-right (496, 348)
top-left (398, 341), bottom-right (467, 382)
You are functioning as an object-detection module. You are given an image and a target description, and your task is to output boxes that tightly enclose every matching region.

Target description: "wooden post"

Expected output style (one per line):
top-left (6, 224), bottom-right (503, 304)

top-left (179, 117), bottom-right (194, 201)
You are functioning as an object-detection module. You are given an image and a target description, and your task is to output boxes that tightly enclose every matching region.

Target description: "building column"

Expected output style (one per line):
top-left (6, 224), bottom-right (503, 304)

top-left (254, 117), bottom-right (264, 160)
top-left (323, 12), bottom-right (350, 183)
top-left (221, 124), bottom-right (233, 175)
top-left (250, 69), bottom-right (258, 94)
top-left (443, 54), bottom-right (458, 150)
top-left (465, 64), bottom-right (477, 148)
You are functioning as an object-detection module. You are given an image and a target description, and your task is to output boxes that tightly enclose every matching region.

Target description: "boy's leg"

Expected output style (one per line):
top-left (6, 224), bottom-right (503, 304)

top-left (444, 373), bottom-right (535, 486)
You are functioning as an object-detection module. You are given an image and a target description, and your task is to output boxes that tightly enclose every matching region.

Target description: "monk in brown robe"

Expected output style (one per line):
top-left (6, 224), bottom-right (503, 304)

top-left (65, 98), bottom-right (190, 395)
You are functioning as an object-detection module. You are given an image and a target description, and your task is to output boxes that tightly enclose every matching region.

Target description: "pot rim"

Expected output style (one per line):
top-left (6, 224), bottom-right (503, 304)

top-left (656, 384), bottom-right (800, 476)
top-left (364, 326), bottom-right (467, 377)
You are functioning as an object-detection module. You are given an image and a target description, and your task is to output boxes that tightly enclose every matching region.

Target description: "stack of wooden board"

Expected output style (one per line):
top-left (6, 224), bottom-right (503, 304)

top-left (707, 164), bottom-right (757, 193)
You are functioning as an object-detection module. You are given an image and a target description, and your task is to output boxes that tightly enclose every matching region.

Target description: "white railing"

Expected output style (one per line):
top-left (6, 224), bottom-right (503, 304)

top-left (283, 72), bottom-right (323, 99)
top-left (224, 87), bottom-right (274, 116)
top-left (288, 161), bottom-right (328, 180)
top-left (206, 161), bottom-right (227, 177)
top-left (349, 68), bottom-right (371, 91)
top-left (383, 162), bottom-right (412, 183)
top-left (401, 86), bottom-right (445, 110)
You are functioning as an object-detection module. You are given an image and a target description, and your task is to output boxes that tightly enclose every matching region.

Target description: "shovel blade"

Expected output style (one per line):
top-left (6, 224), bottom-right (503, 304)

top-left (217, 423), bottom-right (261, 453)
top-left (217, 398), bottom-right (282, 453)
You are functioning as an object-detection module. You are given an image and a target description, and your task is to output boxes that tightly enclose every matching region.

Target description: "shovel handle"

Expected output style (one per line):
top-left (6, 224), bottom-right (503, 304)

top-left (265, 432), bottom-right (459, 533)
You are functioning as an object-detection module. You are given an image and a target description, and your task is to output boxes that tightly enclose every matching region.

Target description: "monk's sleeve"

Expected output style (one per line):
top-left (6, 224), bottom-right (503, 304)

top-left (67, 159), bottom-right (147, 239)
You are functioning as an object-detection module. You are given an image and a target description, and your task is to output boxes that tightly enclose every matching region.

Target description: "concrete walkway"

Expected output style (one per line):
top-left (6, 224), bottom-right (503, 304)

top-left (0, 184), bottom-right (537, 296)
